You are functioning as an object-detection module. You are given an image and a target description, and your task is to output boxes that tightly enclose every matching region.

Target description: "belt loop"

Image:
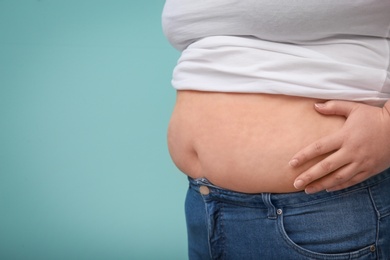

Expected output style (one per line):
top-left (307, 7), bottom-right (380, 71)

top-left (262, 193), bottom-right (277, 220)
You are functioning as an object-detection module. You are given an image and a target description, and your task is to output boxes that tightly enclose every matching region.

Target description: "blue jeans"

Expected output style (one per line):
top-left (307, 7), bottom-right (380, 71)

top-left (185, 169), bottom-right (390, 260)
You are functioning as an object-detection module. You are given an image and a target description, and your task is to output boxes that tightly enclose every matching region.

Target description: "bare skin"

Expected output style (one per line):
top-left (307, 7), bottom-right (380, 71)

top-left (167, 90), bottom-right (346, 193)
top-left (290, 100), bottom-right (390, 194)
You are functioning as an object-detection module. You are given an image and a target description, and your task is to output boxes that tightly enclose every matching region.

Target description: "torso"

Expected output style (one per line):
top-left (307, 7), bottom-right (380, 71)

top-left (164, 0), bottom-right (389, 193)
top-left (168, 90), bottom-right (345, 193)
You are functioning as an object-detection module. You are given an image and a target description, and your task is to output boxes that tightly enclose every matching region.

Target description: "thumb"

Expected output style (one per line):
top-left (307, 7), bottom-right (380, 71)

top-left (314, 100), bottom-right (356, 117)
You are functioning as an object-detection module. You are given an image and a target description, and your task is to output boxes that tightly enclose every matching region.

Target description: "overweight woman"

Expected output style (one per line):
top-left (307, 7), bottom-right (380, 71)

top-left (162, 1), bottom-right (390, 259)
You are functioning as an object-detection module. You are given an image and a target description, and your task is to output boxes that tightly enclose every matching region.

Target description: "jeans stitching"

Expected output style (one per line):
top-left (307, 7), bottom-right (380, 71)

top-left (277, 213), bottom-right (376, 259)
top-left (221, 203), bottom-right (226, 260)
top-left (368, 187), bottom-right (381, 260)
top-left (200, 193), bottom-right (213, 260)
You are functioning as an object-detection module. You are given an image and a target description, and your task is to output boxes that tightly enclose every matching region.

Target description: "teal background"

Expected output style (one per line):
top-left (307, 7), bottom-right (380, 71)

top-left (0, 1), bottom-right (187, 259)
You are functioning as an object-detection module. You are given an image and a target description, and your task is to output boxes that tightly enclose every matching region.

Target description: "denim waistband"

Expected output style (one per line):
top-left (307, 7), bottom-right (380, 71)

top-left (188, 168), bottom-right (390, 209)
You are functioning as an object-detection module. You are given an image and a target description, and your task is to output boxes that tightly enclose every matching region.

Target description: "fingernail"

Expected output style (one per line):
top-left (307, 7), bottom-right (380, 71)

top-left (289, 159), bottom-right (299, 167)
top-left (305, 187), bottom-right (316, 194)
top-left (315, 103), bottom-right (325, 108)
top-left (294, 180), bottom-right (304, 189)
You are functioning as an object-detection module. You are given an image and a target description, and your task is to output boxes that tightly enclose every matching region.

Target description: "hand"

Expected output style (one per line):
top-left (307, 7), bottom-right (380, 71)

top-left (289, 100), bottom-right (390, 194)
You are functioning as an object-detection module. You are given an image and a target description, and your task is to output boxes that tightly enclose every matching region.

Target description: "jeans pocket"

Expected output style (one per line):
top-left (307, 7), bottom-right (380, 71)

top-left (278, 189), bottom-right (378, 259)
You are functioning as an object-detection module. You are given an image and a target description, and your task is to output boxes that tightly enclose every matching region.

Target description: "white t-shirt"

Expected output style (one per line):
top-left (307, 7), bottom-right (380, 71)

top-left (162, 0), bottom-right (390, 106)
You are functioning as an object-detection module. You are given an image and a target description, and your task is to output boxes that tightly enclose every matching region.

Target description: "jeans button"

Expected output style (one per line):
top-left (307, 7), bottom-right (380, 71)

top-left (199, 185), bottom-right (210, 195)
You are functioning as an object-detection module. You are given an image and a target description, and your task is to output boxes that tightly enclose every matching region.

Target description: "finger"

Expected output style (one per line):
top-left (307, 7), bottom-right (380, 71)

top-left (314, 100), bottom-right (357, 117)
top-left (303, 163), bottom-right (359, 194)
top-left (325, 171), bottom-right (371, 192)
top-left (289, 133), bottom-right (343, 168)
top-left (293, 149), bottom-right (350, 190)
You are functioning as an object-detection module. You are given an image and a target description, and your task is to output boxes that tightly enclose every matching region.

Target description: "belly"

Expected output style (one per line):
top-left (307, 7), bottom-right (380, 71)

top-left (167, 90), bottom-right (345, 193)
